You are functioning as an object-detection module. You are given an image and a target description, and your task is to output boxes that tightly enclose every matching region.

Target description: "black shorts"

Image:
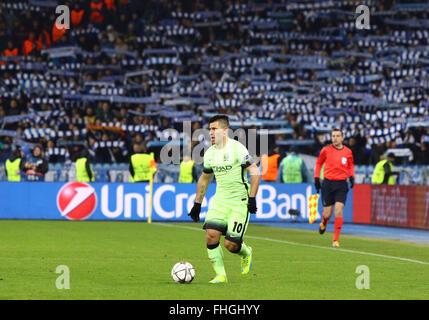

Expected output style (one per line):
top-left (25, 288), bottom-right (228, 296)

top-left (321, 179), bottom-right (348, 207)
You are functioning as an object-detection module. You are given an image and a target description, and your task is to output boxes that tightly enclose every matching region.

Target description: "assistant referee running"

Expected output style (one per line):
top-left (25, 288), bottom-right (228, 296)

top-left (314, 128), bottom-right (355, 247)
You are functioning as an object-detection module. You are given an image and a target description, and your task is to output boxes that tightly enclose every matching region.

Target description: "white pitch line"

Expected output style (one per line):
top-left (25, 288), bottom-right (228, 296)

top-left (154, 223), bottom-right (429, 266)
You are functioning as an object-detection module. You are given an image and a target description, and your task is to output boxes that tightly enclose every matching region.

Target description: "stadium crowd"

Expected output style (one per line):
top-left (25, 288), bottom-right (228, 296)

top-left (1, 0), bottom-right (429, 171)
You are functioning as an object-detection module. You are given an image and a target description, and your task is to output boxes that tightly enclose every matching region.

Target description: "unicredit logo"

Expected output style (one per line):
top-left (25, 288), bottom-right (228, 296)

top-left (57, 182), bottom-right (97, 220)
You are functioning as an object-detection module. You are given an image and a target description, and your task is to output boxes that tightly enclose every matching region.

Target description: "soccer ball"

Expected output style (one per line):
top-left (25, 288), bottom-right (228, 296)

top-left (171, 261), bottom-right (195, 283)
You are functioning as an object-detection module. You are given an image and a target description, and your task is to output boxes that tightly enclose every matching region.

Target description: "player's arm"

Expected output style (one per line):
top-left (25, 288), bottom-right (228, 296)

top-left (243, 158), bottom-right (259, 214)
top-left (195, 171), bottom-right (212, 204)
top-left (314, 148), bottom-right (326, 178)
top-left (314, 148), bottom-right (326, 193)
top-left (348, 150), bottom-right (355, 188)
top-left (237, 144), bottom-right (260, 213)
top-left (188, 164), bottom-right (212, 222)
top-left (246, 163), bottom-right (260, 198)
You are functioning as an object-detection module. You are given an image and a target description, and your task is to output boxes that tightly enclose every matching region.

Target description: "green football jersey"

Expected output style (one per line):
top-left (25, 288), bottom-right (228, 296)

top-left (203, 138), bottom-right (253, 201)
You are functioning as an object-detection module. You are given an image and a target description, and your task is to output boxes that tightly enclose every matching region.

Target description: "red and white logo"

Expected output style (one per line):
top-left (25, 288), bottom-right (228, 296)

top-left (57, 182), bottom-right (97, 220)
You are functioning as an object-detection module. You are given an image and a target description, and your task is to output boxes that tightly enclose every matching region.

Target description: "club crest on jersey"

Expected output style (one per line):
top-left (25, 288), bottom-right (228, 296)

top-left (342, 157), bottom-right (347, 165)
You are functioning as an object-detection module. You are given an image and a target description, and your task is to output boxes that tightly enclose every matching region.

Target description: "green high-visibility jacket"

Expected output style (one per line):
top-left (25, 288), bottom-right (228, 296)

top-left (282, 155), bottom-right (303, 183)
top-left (5, 158), bottom-right (21, 181)
top-left (75, 157), bottom-right (94, 182)
top-left (372, 160), bottom-right (395, 185)
top-left (130, 153), bottom-right (156, 182)
top-left (179, 160), bottom-right (194, 183)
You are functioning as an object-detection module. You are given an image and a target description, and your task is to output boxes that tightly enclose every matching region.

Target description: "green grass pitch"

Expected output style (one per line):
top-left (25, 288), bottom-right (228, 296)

top-left (0, 220), bottom-right (428, 300)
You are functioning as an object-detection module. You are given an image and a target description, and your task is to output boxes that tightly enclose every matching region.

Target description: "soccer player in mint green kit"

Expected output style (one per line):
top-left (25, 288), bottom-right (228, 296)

top-left (188, 115), bottom-right (261, 284)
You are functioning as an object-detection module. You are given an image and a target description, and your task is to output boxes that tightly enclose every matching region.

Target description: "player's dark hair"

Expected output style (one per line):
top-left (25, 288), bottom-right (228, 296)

top-left (209, 115), bottom-right (229, 128)
top-left (331, 128), bottom-right (343, 137)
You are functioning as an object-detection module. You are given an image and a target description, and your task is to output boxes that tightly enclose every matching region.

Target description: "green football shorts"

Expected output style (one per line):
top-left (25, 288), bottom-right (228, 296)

top-left (202, 198), bottom-right (250, 244)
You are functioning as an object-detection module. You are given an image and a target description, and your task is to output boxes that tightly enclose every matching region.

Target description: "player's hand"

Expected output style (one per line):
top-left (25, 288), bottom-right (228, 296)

top-left (248, 197), bottom-right (257, 214)
top-left (349, 176), bottom-right (354, 189)
top-left (188, 203), bottom-right (201, 222)
top-left (314, 178), bottom-right (321, 193)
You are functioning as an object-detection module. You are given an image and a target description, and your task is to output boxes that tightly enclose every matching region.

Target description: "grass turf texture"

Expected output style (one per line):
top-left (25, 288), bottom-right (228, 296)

top-left (0, 220), bottom-right (428, 300)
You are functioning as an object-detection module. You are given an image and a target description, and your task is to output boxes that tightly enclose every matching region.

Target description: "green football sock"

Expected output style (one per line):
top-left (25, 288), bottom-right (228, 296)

top-left (238, 243), bottom-right (251, 258)
top-left (207, 243), bottom-right (226, 277)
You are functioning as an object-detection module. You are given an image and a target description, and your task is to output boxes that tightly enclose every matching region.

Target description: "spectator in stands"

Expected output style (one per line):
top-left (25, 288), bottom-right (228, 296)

top-left (12, 21), bottom-right (27, 45)
top-left (313, 134), bottom-right (325, 155)
top-left (114, 35), bottom-right (128, 51)
top-left (400, 129), bottom-right (417, 154)
top-left (129, 12), bottom-right (143, 35)
top-left (290, 116), bottom-right (307, 141)
top-left (22, 31), bottom-right (37, 56)
top-left (105, 25), bottom-right (117, 44)
top-left (0, 139), bottom-right (12, 163)
top-left (90, 0), bottom-right (106, 25)
top-left (52, 15), bottom-right (68, 43)
top-left (160, 117), bottom-right (171, 130)
top-left (420, 128), bottom-right (429, 146)
top-left (141, 76), bottom-right (151, 96)
top-left (21, 145), bottom-right (49, 181)
top-left (97, 102), bottom-right (113, 122)
top-left (7, 99), bottom-right (20, 116)
top-left (3, 40), bottom-right (18, 58)
top-left (95, 133), bottom-right (114, 163)
top-left (34, 20), bottom-right (51, 51)
top-left (112, 146), bottom-right (128, 163)
top-left (118, 106), bottom-right (129, 123)
top-left (415, 143), bottom-right (429, 165)
top-left (348, 137), bottom-right (361, 165)
top-left (113, 13), bottom-right (129, 34)
top-left (143, 132), bottom-right (155, 149)
top-left (0, 22), bottom-right (8, 47)
top-left (369, 142), bottom-right (387, 165)
top-left (84, 107), bottom-right (97, 125)
top-left (46, 140), bottom-right (61, 163)
top-left (71, 2), bottom-right (86, 28)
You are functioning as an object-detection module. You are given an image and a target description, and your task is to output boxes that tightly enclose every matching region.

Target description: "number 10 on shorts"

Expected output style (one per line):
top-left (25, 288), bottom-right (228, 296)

top-left (232, 222), bottom-right (243, 233)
